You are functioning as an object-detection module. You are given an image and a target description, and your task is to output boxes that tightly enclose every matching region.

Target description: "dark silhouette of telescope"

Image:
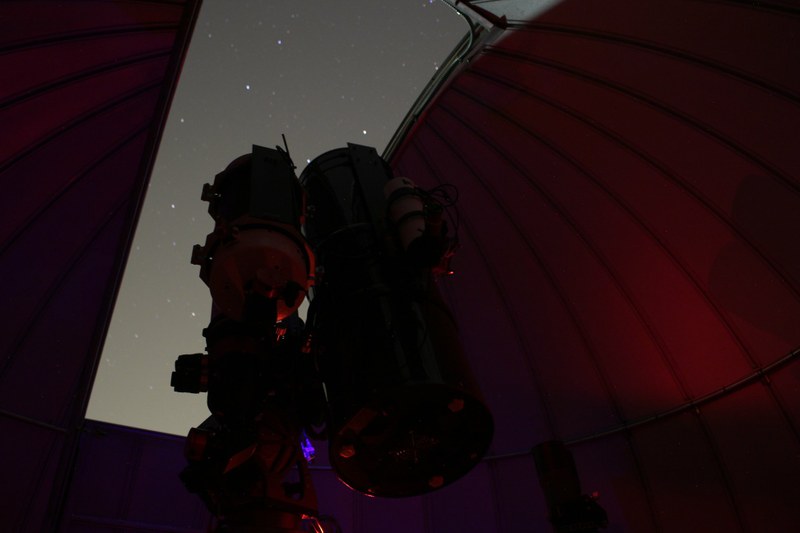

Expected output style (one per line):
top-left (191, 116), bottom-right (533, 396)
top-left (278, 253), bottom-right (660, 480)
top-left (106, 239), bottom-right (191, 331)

top-left (171, 143), bottom-right (493, 531)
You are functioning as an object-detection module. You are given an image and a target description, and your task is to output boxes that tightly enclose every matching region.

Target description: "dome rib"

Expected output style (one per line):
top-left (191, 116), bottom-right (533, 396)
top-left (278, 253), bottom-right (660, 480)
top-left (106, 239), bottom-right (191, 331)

top-left (0, 23), bottom-right (181, 55)
top-left (1, 125), bottom-right (151, 257)
top-left (0, 49), bottom-right (173, 111)
top-left (1, 196), bottom-right (130, 414)
top-left (0, 81), bottom-right (162, 174)
top-left (508, 22), bottom-right (800, 103)
top-left (479, 45), bottom-right (800, 197)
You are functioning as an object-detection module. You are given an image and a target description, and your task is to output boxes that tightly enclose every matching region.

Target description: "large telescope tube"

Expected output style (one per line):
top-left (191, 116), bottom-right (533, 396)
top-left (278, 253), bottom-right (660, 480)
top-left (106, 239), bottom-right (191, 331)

top-left (301, 144), bottom-right (493, 497)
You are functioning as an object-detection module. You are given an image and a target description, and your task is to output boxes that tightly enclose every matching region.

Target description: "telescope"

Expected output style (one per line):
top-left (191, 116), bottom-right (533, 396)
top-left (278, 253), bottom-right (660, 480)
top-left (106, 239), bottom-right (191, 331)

top-left (171, 143), bottom-right (493, 531)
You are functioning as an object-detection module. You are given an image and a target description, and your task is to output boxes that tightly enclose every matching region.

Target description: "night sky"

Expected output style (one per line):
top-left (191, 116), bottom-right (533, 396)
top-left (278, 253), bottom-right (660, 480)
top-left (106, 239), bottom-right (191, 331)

top-left (86, 0), bottom-right (466, 435)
